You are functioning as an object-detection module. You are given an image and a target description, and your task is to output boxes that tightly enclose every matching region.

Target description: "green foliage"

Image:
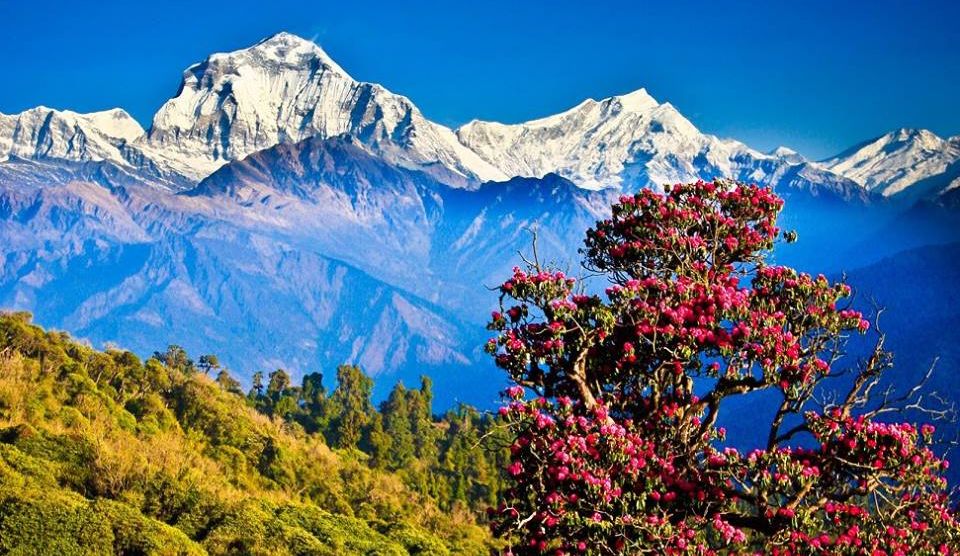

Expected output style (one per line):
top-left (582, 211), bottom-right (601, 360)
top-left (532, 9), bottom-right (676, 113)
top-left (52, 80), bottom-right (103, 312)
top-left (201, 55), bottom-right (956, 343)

top-left (153, 344), bottom-right (196, 375)
top-left (197, 354), bottom-right (220, 376)
top-left (244, 365), bottom-right (509, 517)
top-left (0, 447), bottom-right (202, 556)
top-left (380, 383), bottom-right (415, 469)
top-left (327, 365), bottom-right (375, 450)
top-left (0, 312), bottom-right (492, 555)
top-left (214, 370), bottom-right (243, 396)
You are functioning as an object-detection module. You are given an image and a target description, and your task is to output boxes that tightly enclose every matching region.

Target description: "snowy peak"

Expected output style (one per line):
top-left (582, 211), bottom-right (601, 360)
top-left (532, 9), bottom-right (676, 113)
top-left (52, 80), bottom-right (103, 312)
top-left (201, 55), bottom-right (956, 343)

top-left (611, 87), bottom-right (660, 113)
top-left (145, 31), bottom-right (358, 176)
top-left (79, 108), bottom-right (146, 142)
top-left (456, 88), bottom-right (776, 190)
top-left (0, 106), bottom-right (144, 165)
top-left (890, 128), bottom-right (943, 147)
top-left (454, 89), bottom-right (873, 201)
top-left (824, 128), bottom-right (960, 196)
top-left (245, 31), bottom-right (350, 78)
top-left (145, 32), bottom-right (504, 184)
top-left (456, 88), bottom-right (677, 188)
top-left (766, 146), bottom-right (805, 165)
top-left (0, 32), bottom-right (948, 205)
top-left (180, 31), bottom-right (351, 87)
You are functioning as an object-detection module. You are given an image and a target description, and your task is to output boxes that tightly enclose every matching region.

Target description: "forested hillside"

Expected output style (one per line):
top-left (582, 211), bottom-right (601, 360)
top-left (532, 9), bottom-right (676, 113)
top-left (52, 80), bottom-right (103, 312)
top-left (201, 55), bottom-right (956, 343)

top-left (0, 312), bottom-right (506, 555)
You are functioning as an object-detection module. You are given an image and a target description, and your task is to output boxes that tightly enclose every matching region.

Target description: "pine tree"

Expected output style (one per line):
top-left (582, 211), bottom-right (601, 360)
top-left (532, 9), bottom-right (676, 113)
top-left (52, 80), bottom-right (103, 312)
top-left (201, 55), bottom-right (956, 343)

top-left (367, 411), bottom-right (390, 469)
top-left (409, 376), bottom-right (439, 462)
top-left (249, 371), bottom-right (264, 401)
top-left (298, 371), bottom-right (330, 433)
top-left (380, 383), bottom-right (414, 469)
top-left (327, 365), bottom-right (374, 450)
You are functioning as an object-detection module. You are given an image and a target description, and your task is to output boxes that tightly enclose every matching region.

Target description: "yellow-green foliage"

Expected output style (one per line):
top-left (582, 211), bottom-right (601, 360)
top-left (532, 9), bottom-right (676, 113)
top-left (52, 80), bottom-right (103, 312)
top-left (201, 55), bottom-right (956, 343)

top-left (0, 312), bottom-right (489, 555)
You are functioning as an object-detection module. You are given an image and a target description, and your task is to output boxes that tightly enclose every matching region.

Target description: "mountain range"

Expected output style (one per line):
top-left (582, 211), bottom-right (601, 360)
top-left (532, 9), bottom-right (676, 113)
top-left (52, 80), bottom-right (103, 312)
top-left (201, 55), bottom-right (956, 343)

top-left (0, 32), bottom-right (957, 411)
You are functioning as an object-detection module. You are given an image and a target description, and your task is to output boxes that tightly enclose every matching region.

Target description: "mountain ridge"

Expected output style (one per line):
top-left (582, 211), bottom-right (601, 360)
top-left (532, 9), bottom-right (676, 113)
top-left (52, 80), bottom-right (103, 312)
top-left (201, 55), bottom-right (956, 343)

top-left (0, 32), bottom-right (954, 202)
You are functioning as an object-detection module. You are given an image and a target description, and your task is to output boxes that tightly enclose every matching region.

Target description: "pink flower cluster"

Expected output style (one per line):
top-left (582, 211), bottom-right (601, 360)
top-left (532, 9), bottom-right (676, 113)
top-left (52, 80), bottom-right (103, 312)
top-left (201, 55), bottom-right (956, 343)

top-left (485, 181), bottom-right (959, 554)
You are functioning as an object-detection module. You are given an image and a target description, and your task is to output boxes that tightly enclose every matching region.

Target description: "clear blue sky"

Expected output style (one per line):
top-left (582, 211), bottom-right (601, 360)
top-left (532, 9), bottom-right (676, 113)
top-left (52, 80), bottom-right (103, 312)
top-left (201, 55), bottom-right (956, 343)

top-left (1, 0), bottom-right (957, 159)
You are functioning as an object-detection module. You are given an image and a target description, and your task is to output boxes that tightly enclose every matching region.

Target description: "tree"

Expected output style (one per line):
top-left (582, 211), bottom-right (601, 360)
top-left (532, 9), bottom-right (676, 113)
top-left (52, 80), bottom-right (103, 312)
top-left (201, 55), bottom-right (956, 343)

top-left (486, 181), bottom-right (959, 554)
top-left (301, 372), bottom-right (327, 414)
top-left (142, 358), bottom-right (172, 394)
top-left (410, 376), bottom-right (440, 461)
top-left (437, 404), bottom-right (508, 512)
top-left (249, 371), bottom-right (264, 400)
top-left (258, 369), bottom-right (297, 418)
top-left (152, 345), bottom-right (195, 375)
top-left (197, 354), bottom-right (220, 375)
top-left (266, 369), bottom-right (292, 399)
top-left (327, 365), bottom-right (375, 450)
top-left (368, 411), bottom-right (391, 469)
top-left (216, 369), bottom-right (243, 395)
top-left (298, 371), bottom-right (330, 433)
top-left (380, 382), bottom-right (415, 469)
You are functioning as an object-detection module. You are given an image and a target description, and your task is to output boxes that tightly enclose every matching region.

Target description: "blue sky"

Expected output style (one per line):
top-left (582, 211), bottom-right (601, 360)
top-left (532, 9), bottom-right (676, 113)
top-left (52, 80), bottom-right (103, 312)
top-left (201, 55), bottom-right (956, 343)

top-left (1, 0), bottom-right (957, 159)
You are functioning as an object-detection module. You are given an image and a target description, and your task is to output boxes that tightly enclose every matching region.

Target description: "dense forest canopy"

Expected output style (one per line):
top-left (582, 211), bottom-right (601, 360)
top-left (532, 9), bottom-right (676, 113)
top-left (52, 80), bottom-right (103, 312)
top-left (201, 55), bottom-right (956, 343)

top-left (0, 311), bottom-right (507, 555)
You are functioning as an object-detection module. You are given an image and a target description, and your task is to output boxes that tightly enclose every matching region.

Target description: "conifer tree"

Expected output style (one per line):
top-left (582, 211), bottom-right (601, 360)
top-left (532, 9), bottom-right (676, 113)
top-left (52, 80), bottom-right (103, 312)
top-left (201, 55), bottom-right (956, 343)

top-left (299, 371), bottom-right (330, 433)
top-left (249, 371), bottom-right (264, 401)
top-left (381, 383), bottom-right (415, 469)
top-left (328, 365), bottom-right (375, 450)
top-left (410, 376), bottom-right (439, 461)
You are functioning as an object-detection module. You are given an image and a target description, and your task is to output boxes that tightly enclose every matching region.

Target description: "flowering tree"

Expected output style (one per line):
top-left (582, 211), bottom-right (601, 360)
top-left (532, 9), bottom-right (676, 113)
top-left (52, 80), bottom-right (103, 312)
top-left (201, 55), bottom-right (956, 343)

top-left (486, 180), bottom-right (959, 554)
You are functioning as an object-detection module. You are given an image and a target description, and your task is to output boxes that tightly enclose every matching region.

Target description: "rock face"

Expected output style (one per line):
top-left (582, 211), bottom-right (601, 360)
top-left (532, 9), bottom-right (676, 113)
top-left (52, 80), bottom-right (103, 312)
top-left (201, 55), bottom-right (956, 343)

top-left (187, 136), bottom-right (613, 313)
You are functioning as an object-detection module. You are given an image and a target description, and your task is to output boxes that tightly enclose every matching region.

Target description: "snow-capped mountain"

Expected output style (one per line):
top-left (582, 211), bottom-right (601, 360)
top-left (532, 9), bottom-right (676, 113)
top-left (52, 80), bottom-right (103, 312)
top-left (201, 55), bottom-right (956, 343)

top-left (0, 32), bottom-right (950, 205)
top-left (456, 89), bottom-right (667, 189)
top-left (144, 32), bottom-right (505, 185)
top-left (455, 88), bottom-right (864, 199)
top-left (769, 146), bottom-right (805, 165)
top-left (823, 129), bottom-right (960, 198)
top-left (0, 106), bottom-right (144, 166)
